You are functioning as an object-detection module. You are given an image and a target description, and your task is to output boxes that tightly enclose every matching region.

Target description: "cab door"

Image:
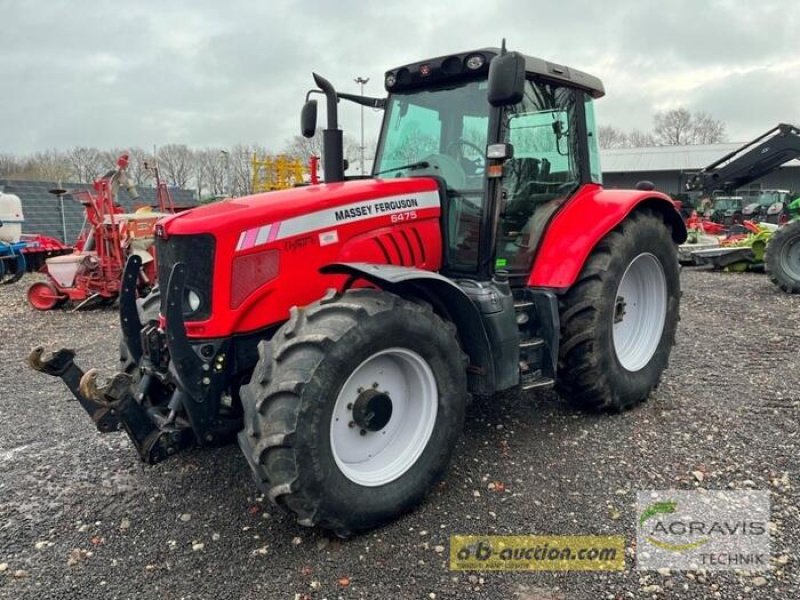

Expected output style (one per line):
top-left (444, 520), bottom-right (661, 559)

top-left (494, 81), bottom-right (597, 277)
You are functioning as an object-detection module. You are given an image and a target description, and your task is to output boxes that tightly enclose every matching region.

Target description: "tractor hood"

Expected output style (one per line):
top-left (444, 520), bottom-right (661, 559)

top-left (160, 178), bottom-right (440, 237)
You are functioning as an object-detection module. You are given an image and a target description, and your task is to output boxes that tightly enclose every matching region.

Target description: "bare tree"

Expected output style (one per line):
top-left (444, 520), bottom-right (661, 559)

top-left (156, 144), bottom-right (194, 188)
top-left (126, 147), bottom-right (155, 187)
top-left (225, 144), bottom-right (270, 197)
top-left (0, 153), bottom-right (23, 178)
top-left (628, 129), bottom-right (657, 148)
top-left (192, 148), bottom-right (229, 200)
top-left (23, 150), bottom-right (72, 182)
top-left (692, 111), bottom-right (727, 144)
top-left (196, 149), bottom-right (227, 198)
top-left (653, 108), bottom-right (726, 145)
top-left (284, 129), bottom-right (324, 166)
top-left (66, 146), bottom-right (103, 183)
top-left (654, 108), bottom-right (694, 145)
top-left (598, 125), bottom-right (628, 149)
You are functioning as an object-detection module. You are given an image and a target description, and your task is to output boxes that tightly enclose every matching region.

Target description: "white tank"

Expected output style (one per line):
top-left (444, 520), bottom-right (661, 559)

top-left (0, 192), bottom-right (24, 243)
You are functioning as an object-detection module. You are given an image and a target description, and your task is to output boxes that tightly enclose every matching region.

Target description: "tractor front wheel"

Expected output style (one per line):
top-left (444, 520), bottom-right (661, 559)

top-left (765, 220), bottom-right (800, 294)
top-left (556, 209), bottom-right (680, 411)
top-left (239, 289), bottom-right (468, 536)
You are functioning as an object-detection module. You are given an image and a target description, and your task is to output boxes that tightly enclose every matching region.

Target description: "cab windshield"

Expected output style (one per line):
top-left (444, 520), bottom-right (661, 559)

top-left (373, 79), bottom-right (490, 192)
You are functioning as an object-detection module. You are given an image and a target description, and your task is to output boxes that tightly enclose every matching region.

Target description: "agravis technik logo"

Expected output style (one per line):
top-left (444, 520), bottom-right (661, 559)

top-left (636, 491), bottom-right (770, 570)
top-left (639, 500), bottom-right (709, 552)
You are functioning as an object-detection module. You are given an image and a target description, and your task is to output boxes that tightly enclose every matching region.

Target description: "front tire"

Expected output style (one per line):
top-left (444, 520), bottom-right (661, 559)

top-left (765, 220), bottom-right (800, 294)
top-left (556, 209), bottom-right (680, 411)
top-left (119, 289), bottom-right (161, 377)
top-left (239, 289), bottom-right (468, 536)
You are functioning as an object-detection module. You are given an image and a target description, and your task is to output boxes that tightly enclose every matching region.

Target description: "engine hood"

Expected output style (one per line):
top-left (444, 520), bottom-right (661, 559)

top-left (160, 178), bottom-right (440, 236)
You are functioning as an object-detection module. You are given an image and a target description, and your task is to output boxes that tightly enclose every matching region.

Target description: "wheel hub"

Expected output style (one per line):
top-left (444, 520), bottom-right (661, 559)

top-left (352, 389), bottom-right (393, 432)
top-left (614, 297), bottom-right (627, 323)
top-left (330, 348), bottom-right (438, 487)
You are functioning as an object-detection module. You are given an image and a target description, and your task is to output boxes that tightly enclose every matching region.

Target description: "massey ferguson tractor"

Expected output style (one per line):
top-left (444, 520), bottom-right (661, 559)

top-left (30, 46), bottom-right (686, 537)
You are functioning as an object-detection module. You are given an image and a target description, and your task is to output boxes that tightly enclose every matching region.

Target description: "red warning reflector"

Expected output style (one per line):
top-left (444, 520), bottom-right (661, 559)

top-left (487, 165), bottom-right (504, 178)
top-left (419, 64), bottom-right (431, 77)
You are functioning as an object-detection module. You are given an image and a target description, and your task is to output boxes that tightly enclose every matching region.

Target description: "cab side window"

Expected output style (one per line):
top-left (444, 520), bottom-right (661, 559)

top-left (495, 81), bottom-right (580, 273)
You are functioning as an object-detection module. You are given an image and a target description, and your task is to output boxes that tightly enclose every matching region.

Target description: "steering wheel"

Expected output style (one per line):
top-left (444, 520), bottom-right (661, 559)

top-left (445, 140), bottom-right (485, 176)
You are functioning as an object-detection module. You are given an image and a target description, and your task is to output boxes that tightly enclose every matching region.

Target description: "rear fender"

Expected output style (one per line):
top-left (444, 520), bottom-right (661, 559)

top-left (320, 262), bottom-right (497, 395)
top-left (528, 185), bottom-right (687, 289)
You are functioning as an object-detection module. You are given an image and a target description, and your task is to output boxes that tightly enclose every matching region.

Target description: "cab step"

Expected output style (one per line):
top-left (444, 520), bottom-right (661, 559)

top-left (520, 369), bottom-right (555, 391)
top-left (519, 338), bottom-right (544, 350)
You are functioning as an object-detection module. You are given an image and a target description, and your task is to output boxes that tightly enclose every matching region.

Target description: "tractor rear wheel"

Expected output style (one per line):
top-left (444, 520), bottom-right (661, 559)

top-left (556, 209), bottom-right (680, 411)
top-left (239, 288), bottom-right (468, 536)
top-left (765, 220), bottom-right (800, 293)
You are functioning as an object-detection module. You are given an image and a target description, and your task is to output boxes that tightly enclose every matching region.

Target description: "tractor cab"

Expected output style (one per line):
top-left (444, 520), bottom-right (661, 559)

top-left (371, 48), bottom-right (604, 281)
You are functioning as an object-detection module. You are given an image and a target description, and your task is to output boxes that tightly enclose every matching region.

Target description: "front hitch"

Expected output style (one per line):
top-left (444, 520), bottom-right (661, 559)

top-left (28, 347), bottom-right (120, 433)
top-left (28, 347), bottom-right (193, 463)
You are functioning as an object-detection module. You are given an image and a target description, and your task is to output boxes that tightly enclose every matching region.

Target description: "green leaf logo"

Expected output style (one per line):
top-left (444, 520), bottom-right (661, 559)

top-left (639, 500), bottom-right (709, 554)
top-left (639, 501), bottom-right (677, 526)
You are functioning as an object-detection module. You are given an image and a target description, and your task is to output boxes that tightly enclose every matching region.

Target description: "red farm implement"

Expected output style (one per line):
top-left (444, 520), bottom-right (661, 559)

top-left (27, 155), bottom-right (172, 310)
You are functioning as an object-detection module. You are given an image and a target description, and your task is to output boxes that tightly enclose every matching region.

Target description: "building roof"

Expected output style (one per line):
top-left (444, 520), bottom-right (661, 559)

top-left (0, 179), bottom-right (197, 245)
top-left (601, 143), bottom-right (800, 173)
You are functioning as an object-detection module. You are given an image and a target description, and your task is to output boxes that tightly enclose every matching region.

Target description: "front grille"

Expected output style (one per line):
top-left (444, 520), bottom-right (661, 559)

top-left (155, 234), bottom-right (215, 321)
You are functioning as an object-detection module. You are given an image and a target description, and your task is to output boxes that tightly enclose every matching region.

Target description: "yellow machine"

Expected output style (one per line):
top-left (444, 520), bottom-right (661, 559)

top-left (251, 154), bottom-right (307, 193)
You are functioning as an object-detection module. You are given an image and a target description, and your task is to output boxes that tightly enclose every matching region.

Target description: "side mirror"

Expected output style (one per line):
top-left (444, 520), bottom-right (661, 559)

top-left (301, 100), bottom-right (318, 138)
top-left (487, 51), bottom-right (526, 107)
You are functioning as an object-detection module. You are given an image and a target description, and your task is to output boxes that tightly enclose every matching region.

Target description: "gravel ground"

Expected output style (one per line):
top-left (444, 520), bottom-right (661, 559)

top-left (1, 269), bottom-right (798, 600)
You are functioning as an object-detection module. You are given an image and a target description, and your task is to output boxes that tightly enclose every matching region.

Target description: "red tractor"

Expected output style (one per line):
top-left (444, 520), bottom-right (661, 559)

top-left (31, 46), bottom-right (686, 536)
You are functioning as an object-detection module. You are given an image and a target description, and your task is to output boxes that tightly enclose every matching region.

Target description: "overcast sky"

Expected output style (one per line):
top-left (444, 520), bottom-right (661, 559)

top-left (1, 0), bottom-right (798, 154)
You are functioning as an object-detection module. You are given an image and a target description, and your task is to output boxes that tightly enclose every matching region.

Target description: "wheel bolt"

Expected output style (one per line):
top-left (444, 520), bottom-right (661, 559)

top-left (372, 382), bottom-right (379, 388)
top-left (348, 421), bottom-right (355, 428)
top-left (346, 403), bottom-right (353, 410)
top-left (360, 429), bottom-right (367, 436)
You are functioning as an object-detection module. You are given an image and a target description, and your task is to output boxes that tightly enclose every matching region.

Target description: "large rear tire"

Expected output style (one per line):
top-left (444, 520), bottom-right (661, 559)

top-left (556, 209), bottom-right (680, 411)
top-left (239, 289), bottom-right (468, 536)
top-left (765, 220), bottom-right (800, 294)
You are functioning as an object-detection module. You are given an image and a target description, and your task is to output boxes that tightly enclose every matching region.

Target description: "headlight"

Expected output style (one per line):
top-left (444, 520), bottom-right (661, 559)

top-left (185, 289), bottom-right (201, 314)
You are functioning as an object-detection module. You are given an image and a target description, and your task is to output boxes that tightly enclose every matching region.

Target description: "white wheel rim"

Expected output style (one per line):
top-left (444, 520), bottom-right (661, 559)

top-left (612, 253), bottom-right (668, 372)
top-left (330, 348), bottom-right (438, 487)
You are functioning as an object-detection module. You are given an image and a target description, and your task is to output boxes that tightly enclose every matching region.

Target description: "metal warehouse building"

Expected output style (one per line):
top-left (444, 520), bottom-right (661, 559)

top-left (601, 144), bottom-right (800, 196)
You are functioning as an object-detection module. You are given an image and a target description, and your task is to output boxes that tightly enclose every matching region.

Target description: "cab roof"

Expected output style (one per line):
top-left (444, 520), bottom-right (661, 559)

top-left (384, 47), bottom-right (605, 99)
